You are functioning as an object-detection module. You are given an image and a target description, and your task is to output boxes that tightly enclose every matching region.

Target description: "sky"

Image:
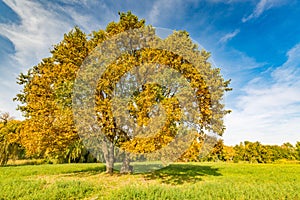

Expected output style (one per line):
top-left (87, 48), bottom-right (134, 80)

top-left (0, 0), bottom-right (300, 146)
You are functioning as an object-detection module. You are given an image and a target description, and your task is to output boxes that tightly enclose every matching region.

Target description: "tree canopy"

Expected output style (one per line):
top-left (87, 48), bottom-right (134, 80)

top-left (15, 12), bottom-right (231, 173)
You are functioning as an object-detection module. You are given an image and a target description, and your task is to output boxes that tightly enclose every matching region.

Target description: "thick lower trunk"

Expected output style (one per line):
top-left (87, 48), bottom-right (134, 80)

top-left (120, 152), bottom-right (133, 174)
top-left (102, 138), bottom-right (114, 174)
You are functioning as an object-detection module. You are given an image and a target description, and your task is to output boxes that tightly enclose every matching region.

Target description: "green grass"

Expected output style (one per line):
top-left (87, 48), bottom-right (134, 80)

top-left (0, 162), bottom-right (299, 199)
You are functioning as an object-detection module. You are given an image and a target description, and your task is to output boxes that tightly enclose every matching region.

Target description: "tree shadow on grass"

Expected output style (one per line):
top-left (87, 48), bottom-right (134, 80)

top-left (71, 165), bottom-right (106, 174)
top-left (61, 165), bottom-right (106, 177)
top-left (144, 164), bottom-right (222, 185)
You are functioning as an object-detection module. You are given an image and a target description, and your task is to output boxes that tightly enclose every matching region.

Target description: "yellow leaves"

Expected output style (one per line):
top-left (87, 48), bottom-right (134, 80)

top-left (15, 12), bottom-right (231, 163)
top-left (94, 36), bottom-right (220, 159)
top-left (15, 28), bottom-right (88, 159)
top-left (106, 11), bottom-right (145, 36)
top-left (0, 120), bottom-right (21, 143)
top-left (0, 116), bottom-right (24, 164)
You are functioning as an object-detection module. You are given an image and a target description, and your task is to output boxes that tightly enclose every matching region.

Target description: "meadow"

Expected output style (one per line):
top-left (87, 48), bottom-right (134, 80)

top-left (0, 162), bottom-right (299, 200)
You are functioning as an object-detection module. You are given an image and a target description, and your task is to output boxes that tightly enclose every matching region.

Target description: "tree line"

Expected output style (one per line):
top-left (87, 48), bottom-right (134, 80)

top-left (1, 112), bottom-right (299, 165)
top-left (203, 140), bottom-right (300, 163)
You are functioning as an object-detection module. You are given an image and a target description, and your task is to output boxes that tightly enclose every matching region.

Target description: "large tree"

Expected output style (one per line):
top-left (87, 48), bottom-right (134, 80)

top-left (16, 12), bottom-right (231, 173)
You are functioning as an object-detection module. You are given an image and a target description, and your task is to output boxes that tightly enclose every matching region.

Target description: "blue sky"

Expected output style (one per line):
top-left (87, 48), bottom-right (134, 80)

top-left (0, 0), bottom-right (299, 145)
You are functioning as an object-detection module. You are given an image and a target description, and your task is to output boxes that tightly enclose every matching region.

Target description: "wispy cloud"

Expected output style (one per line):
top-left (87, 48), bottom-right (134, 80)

top-left (0, 0), bottom-right (74, 68)
top-left (207, 0), bottom-right (251, 3)
top-left (49, 1), bottom-right (116, 32)
top-left (0, 0), bottom-right (73, 118)
top-left (147, 0), bottom-right (200, 25)
top-left (242, 0), bottom-right (287, 22)
top-left (0, 0), bottom-right (116, 69)
top-left (148, 0), bottom-right (181, 24)
top-left (219, 29), bottom-right (240, 44)
top-left (0, 0), bottom-right (114, 118)
top-left (224, 43), bottom-right (300, 145)
top-left (213, 47), bottom-right (267, 76)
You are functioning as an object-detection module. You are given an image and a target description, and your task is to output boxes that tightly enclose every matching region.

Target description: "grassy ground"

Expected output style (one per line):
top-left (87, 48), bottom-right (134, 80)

top-left (0, 162), bottom-right (299, 200)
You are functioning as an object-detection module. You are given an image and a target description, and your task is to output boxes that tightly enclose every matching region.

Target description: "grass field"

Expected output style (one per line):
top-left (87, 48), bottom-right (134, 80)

top-left (0, 162), bottom-right (299, 200)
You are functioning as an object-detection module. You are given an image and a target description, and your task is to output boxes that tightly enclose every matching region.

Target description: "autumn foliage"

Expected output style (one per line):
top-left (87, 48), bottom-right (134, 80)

top-left (14, 12), bottom-right (231, 170)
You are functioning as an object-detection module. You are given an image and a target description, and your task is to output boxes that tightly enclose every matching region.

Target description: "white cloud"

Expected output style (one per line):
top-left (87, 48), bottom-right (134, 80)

top-left (224, 43), bottom-right (300, 145)
top-left (213, 47), bottom-right (267, 76)
top-left (242, 0), bottom-right (288, 22)
top-left (0, 0), bottom-right (115, 118)
top-left (148, 0), bottom-right (176, 24)
top-left (242, 0), bottom-right (269, 22)
top-left (0, 0), bottom-right (74, 68)
top-left (207, 0), bottom-right (252, 3)
top-left (219, 29), bottom-right (240, 44)
top-left (148, 0), bottom-right (194, 25)
top-left (0, 0), bottom-right (74, 118)
top-left (49, 1), bottom-right (116, 32)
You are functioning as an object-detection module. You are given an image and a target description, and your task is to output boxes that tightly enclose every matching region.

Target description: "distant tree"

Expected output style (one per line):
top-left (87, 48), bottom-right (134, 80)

top-left (0, 112), bottom-right (24, 165)
top-left (229, 141), bottom-right (299, 163)
top-left (233, 142), bottom-right (245, 162)
top-left (296, 142), bottom-right (300, 160)
top-left (222, 146), bottom-right (236, 162)
top-left (200, 139), bottom-right (224, 162)
top-left (0, 112), bottom-right (10, 125)
top-left (280, 142), bottom-right (296, 160)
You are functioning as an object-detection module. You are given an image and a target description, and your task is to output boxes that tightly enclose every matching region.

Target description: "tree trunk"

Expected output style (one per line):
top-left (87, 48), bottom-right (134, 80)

top-left (120, 152), bottom-right (133, 174)
top-left (102, 138), bottom-right (114, 174)
top-left (0, 141), bottom-right (9, 166)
